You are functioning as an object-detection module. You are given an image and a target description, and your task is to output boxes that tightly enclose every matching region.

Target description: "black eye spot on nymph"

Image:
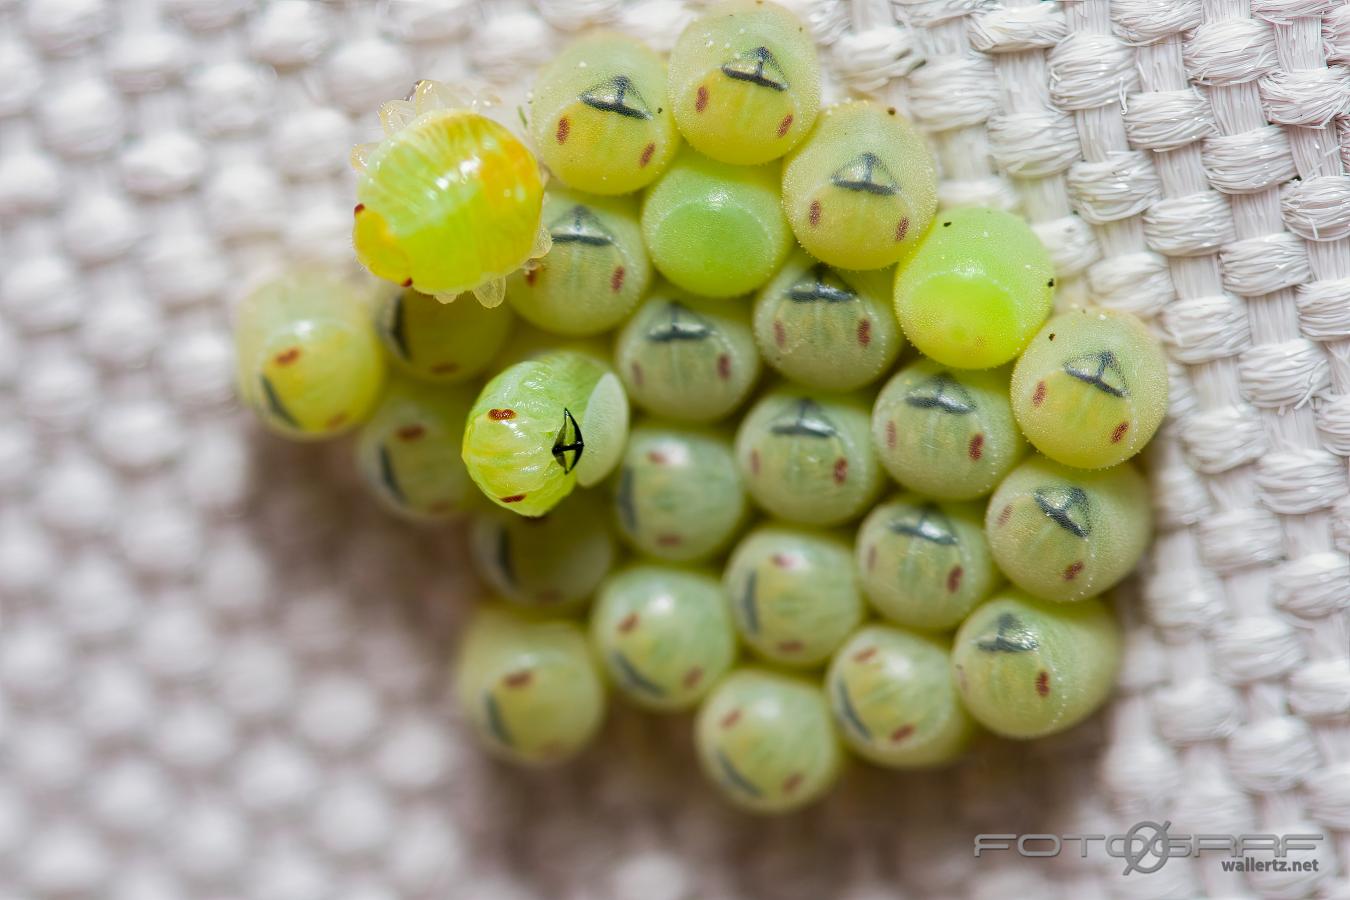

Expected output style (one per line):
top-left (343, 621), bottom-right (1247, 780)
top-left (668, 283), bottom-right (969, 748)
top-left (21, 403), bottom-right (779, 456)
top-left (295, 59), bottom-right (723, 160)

top-left (552, 408), bottom-right (584, 473)
top-left (943, 221), bottom-right (951, 227)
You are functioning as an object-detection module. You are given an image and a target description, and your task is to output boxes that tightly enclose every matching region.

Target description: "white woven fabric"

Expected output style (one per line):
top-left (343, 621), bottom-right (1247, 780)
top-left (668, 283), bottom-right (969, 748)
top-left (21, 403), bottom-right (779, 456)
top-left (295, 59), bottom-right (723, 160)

top-left (1, 0), bottom-right (1348, 897)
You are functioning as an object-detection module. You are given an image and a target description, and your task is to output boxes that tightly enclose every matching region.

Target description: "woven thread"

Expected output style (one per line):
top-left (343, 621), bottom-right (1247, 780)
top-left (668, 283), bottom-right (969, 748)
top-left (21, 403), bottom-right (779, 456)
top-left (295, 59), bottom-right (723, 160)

top-left (1, 0), bottom-right (1348, 896)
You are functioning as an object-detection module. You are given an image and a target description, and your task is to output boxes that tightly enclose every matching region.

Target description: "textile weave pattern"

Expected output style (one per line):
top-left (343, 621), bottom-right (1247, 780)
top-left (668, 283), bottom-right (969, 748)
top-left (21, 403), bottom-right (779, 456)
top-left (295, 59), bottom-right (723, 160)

top-left (0, 0), bottom-right (1348, 897)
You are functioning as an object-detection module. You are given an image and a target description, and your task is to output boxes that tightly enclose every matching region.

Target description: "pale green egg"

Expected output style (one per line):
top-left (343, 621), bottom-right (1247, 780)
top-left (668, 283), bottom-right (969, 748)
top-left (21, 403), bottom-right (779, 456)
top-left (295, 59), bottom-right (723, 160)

top-left (694, 667), bottom-right (842, 813)
top-left (589, 564), bottom-right (737, 711)
top-left (952, 589), bottom-right (1120, 739)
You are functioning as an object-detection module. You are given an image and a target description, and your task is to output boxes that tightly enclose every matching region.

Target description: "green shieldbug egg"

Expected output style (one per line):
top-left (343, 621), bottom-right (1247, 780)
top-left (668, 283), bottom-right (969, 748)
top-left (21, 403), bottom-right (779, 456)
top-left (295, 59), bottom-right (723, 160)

top-left (352, 80), bottom-right (548, 307)
top-left (871, 359), bottom-right (1027, 501)
top-left (614, 289), bottom-right (761, 423)
top-left (454, 605), bottom-right (606, 766)
top-left (1011, 309), bottom-right (1169, 470)
top-left (463, 349), bottom-right (629, 517)
top-left (469, 489), bottom-right (616, 612)
top-left (234, 271), bottom-right (386, 440)
top-left (855, 495), bottom-right (998, 631)
top-left (613, 422), bottom-right (747, 562)
top-left (376, 287), bottom-right (514, 383)
top-left (986, 456), bottom-right (1152, 603)
top-left (951, 589), bottom-right (1121, 739)
top-left (640, 150), bottom-right (791, 298)
top-left (753, 253), bottom-right (902, 391)
top-left (589, 564), bottom-right (737, 711)
top-left (827, 625), bottom-right (975, 768)
top-left (354, 376), bottom-right (477, 521)
top-left (694, 668), bottom-right (842, 813)
top-left (723, 525), bottom-right (864, 668)
top-left (782, 101), bottom-right (938, 271)
top-left (735, 390), bottom-right (884, 526)
top-left (667, 1), bottom-right (821, 166)
top-left (505, 189), bottom-right (651, 337)
top-left (894, 207), bottom-right (1054, 369)
top-left (529, 31), bottom-right (680, 195)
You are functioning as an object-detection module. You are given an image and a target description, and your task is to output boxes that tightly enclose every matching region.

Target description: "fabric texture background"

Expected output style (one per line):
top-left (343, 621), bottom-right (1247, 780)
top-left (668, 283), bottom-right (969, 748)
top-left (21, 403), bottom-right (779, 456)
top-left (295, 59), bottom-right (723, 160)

top-left (1, 0), bottom-right (1349, 897)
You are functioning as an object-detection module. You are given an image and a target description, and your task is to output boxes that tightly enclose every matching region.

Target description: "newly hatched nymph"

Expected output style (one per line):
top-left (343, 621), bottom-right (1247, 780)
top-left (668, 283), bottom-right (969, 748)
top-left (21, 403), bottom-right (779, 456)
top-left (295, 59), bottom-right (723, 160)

top-left (735, 389), bottom-right (884, 526)
top-left (613, 422), bottom-right (747, 563)
top-left (723, 525), bottom-right (864, 668)
top-left (469, 489), bottom-right (616, 612)
top-left (455, 606), bottom-right (606, 766)
top-left (694, 668), bottom-right (842, 813)
top-left (530, 32), bottom-right (680, 195)
top-left (376, 286), bottom-right (514, 383)
top-left (615, 289), bottom-right (761, 423)
top-left (894, 207), bottom-right (1054, 369)
top-left (952, 590), bottom-right (1121, 739)
top-left (505, 188), bottom-right (650, 336)
top-left (234, 271), bottom-right (385, 440)
top-left (590, 565), bottom-right (737, 711)
top-left (667, 1), bottom-right (821, 165)
top-left (827, 625), bottom-right (974, 768)
top-left (986, 456), bottom-right (1151, 603)
top-left (753, 253), bottom-right (902, 391)
top-left (352, 80), bottom-right (548, 307)
top-left (1011, 309), bottom-right (1169, 470)
top-left (855, 495), bottom-right (998, 631)
top-left (462, 350), bottom-right (629, 517)
top-left (871, 359), bottom-right (1027, 500)
top-left (354, 376), bottom-right (477, 521)
top-left (782, 101), bottom-right (937, 271)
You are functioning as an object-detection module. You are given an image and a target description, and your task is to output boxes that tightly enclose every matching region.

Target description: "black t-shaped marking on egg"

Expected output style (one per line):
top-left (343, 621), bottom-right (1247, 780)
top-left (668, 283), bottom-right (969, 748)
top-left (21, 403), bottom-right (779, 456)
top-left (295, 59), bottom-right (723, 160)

top-left (786, 265), bottom-right (856, 303)
top-left (1033, 485), bottom-right (1092, 538)
top-left (887, 504), bottom-right (958, 545)
top-left (720, 46), bottom-right (788, 91)
top-left (579, 74), bottom-right (653, 119)
top-left (1064, 350), bottom-right (1129, 397)
top-left (976, 612), bottom-right (1040, 653)
top-left (831, 153), bottom-right (900, 196)
top-left (646, 301), bottom-right (713, 342)
top-left (549, 205), bottom-right (616, 246)
top-left (905, 373), bottom-right (976, 415)
top-left (769, 398), bottom-right (838, 438)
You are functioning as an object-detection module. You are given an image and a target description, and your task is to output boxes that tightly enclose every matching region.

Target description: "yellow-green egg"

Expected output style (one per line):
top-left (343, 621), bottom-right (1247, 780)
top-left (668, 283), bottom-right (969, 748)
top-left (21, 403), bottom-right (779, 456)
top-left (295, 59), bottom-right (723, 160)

top-left (893, 207), bottom-right (1054, 369)
top-left (1011, 309), bottom-right (1169, 469)
top-left (855, 495), bottom-right (998, 631)
top-left (723, 524), bottom-right (863, 668)
top-left (694, 667), bottom-right (842, 813)
top-left (234, 271), bottom-right (385, 440)
top-left (455, 605), bottom-right (606, 765)
top-left (529, 32), bottom-right (680, 195)
top-left (668, 1), bottom-right (821, 165)
top-left (641, 150), bottom-right (791, 298)
top-left (376, 287), bottom-right (514, 383)
top-left (353, 81), bottom-right (547, 306)
top-left (505, 189), bottom-right (650, 336)
top-left (753, 253), bottom-right (902, 391)
top-left (782, 101), bottom-right (937, 270)
top-left (952, 590), bottom-right (1121, 739)
top-left (986, 456), bottom-right (1151, 603)
top-left (613, 422), bottom-right (748, 562)
top-left (590, 564), bottom-right (737, 711)
top-left (354, 376), bottom-right (477, 521)
top-left (614, 289), bottom-right (761, 423)
top-left (469, 489), bottom-right (616, 612)
top-left (735, 389), bottom-right (884, 526)
top-left (463, 349), bottom-right (629, 517)
top-left (827, 625), bottom-right (975, 768)
top-left (871, 359), bottom-right (1027, 500)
